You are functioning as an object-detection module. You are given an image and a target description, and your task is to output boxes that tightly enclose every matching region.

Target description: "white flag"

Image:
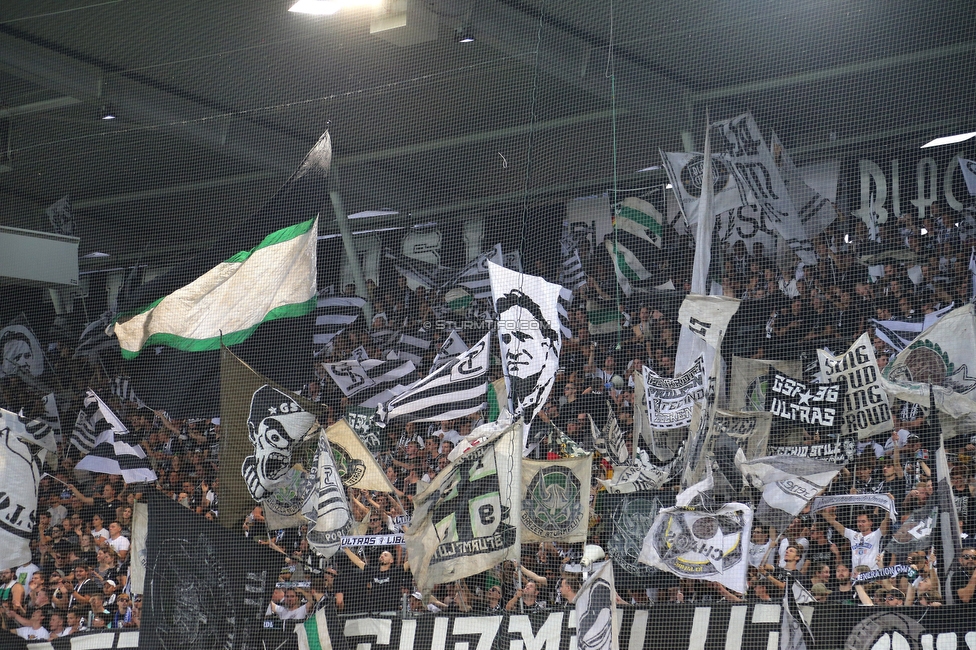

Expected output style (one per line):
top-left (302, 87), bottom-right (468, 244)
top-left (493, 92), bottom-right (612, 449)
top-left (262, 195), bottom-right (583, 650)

top-left (818, 333), bottom-right (893, 440)
top-left (638, 500), bottom-right (753, 594)
top-left (677, 294), bottom-right (741, 349)
top-left (959, 157), bottom-right (976, 196)
top-left (488, 262), bottom-right (562, 428)
top-left (574, 561), bottom-right (618, 650)
top-left (0, 409), bottom-right (50, 571)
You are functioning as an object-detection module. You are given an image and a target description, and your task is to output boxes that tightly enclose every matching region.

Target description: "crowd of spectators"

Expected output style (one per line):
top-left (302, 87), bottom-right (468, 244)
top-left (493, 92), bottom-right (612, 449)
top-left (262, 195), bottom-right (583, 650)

top-left (4, 202), bottom-right (976, 638)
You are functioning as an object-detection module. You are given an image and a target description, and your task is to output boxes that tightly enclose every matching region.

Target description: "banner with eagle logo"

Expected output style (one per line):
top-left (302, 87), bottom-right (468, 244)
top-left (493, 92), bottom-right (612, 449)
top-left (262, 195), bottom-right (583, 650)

top-left (520, 455), bottom-right (591, 543)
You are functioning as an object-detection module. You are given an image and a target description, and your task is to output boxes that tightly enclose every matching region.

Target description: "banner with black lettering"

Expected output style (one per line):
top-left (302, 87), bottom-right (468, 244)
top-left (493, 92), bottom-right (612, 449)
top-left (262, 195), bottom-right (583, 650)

top-left (712, 409), bottom-right (772, 461)
top-left (143, 492), bottom-right (278, 650)
top-left (714, 112), bottom-right (816, 265)
top-left (643, 359), bottom-right (705, 429)
top-left (765, 374), bottom-right (845, 436)
top-left (818, 333), bottom-right (893, 440)
top-left (26, 603), bottom-right (976, 650)
top-left (405, 419), bottom-right (521, 594)
top-left (0, 408), bottom-right (54, 571)
top-left (766, 440), bottom-right (857, 464)
top-left (678, 294), bottom-right (742, 350)
top-left (521, 455), bottom-right (591, 543)
top-left (730, 357), bottom-right (802, 411)
top-left (639, 500), bottom-right (753, 594)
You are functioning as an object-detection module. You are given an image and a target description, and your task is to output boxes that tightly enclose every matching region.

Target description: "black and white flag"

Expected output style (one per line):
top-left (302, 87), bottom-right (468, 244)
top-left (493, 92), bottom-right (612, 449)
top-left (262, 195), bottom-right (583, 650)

top-left (313, 294), bottom-right (366, 350)
top-left (739, 455), bottom-right (845, 531)
top-left (46, 194), bottom-right (75, 236)
top-left (770, 131), bottom-right (837, 242)
top-left (392, 332), bottom-right (431, 367)
top-left (382, 333), bottom-right (490, 423)
top-left (75, 311), bottom-right (119, 360)
top-left (959, 157), bottom-right (976, 196)
top-left (714, 112), bottom-right (816, 265)
top-left (660, 149), bottom-right (743, 229)
top-left (870, 303), bottom-right (954, 355)
top-left (639, 495), bottom-right (753, 594)
top-left (489, 262), bottom-right (563, 428)
top-left (0, 408), bottom-right (56, 571)
top-left (71, 389), bottom-right (128, 455)
top-left (430, 330), bottom-right (468, 372)
top-left (323, 357), bottom-right (416, 406)
top-left (765, 373), bottom-right (845, 435)
top-left (404, 419), bottom-right (521, 594)
top-left (76, 427), bottom-right (157, 483)
top-left (781, 577), bottom-right (815, 650)
top-left (642, 359), bottom-right (705, 429)
top-left (306, 429), bottom-right (352, 559)
top-left (110, 375), bottom-right (146, 408)
top-left (574, 560), bottom-right (618, 650)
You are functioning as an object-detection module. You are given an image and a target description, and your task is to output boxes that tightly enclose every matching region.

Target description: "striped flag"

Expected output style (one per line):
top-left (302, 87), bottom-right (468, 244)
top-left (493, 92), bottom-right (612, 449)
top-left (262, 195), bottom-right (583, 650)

top-left (71, 389), bottom-right (129, 455)
top-left (871, 303), bottom-right (954, 354)
top-left (453, 245), bottom-right (503, 300)
top-left (323, 357), bottom-right (416, 408)
top-left (430, 330), bottom-right (468, 372)
top-left (557, 286), bottom-right (575, 340)
top-left (606, 197), bottom-right (667, 295)
top-left (382, 333), bottom-right (490, 423)
top-left (75, 425), bottom-right (157, 484)
top-left (72, 390), bottom-right (156, 483)
top-left (313, 294), bottom-right (366, 350)
top-left (392, 332), bottom-right (431, 367)
top-left (296, 606), bottom-right (333, 650)
top-left (110, 376), bottom-right (145, 408)
top-left (74, 311), bottom-right (119, 360)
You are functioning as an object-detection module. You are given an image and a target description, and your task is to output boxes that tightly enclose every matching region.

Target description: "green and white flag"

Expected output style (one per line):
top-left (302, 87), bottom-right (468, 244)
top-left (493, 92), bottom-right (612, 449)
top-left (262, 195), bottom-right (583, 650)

top-left (114, 217), bottom-right (318, 358)
top-left (296, 608), bottom-right (333, 650)
top-left (521, 455), bottom-right (592, 543)
top-left (606, 197), bottom-right (668, 295)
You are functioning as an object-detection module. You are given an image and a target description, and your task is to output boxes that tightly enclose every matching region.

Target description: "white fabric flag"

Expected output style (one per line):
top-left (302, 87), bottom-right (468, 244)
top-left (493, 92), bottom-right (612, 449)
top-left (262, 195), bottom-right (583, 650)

top-left (638, 500), bottom-right (753, 594)
top-left (0, 409), bottom-right (53, 571)
top-left (307, 430), bottom-right (352, 559)
top-left (129, 502), bottom-right (149, 593)
top-left (521, 455), bottom-right (592, 543)
top-left (818, 333), bottom-right (894, 440)
top-left (882, 304), bottom-right (976, 422)
top-left (770, 131), bottom-right (838, 241)
top-left (660, 150), bottom-right (743, 227)
top-left (959, 157), bottom-right (976, 196)
top-left (737, 454), bottom-right (843, 531)
top-left (714, 113), bottom-right (816, 265)
top-left (574, 560), bottom-right (619, 650)
top-left (488, 261), bottom-right (562, 429)
top-left (405, 419), bottom-right (522, 594)
top-left (678, 294), bottom-right (741, 350)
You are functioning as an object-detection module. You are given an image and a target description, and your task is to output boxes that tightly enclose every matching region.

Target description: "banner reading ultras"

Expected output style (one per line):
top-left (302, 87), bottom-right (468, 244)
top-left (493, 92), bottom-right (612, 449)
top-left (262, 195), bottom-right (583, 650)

top-left (765, 373), bottom-right (845, 433)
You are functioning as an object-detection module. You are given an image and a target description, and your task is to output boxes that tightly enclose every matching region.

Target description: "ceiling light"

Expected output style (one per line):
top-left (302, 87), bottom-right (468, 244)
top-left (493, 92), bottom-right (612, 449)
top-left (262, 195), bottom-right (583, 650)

top-left (83, 252), bottom-right (111, 258)
top-left (638, 165), bottom-right (660, 173)
top-left (920, 131), bottom-right (976, 148)
top-left (665, 183), bottom-right (673, 189)
top-left (99, 105), bottom-right (116, 120)
top-left (289, 0), bottom-right (381, 14)
top-left (455, 27), bottom-right (475, 43)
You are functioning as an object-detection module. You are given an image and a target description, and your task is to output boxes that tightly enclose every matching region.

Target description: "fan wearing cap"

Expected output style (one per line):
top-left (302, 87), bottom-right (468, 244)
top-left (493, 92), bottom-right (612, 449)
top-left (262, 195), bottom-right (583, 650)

top-left (101, 579), bottom-right (119, 607)
top-left (811, 583), bottom-right (832, 603)
top-left (241, 385), bottom-right (317, 501)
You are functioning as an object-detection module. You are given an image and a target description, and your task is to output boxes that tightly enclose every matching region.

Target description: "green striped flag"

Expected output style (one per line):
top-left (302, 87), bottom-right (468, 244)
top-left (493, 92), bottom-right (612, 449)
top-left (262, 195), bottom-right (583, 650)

top-left (607, 197), bottom-right (667, 295)
top-left (296, 608), bottom-right (333, 650)
top-left (114, 218), bottom-right (318, 358)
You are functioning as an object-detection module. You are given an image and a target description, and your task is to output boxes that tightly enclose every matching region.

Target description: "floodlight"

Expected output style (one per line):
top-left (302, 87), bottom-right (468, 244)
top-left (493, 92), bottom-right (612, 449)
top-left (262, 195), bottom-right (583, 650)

top-left (920, 132), bottom-right (976, 148)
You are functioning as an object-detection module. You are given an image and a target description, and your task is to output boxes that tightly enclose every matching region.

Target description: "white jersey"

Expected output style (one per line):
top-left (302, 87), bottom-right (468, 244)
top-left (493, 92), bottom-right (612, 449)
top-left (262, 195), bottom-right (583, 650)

top-left (844, 527), bottom-right (884, 571)
top-left (748, 540), bottom-right (771, 567)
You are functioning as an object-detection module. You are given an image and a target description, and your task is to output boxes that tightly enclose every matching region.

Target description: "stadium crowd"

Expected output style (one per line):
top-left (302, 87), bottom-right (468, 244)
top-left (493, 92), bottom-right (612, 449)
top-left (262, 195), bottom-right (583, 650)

top-left (4, 200), bottom-right (976, 640)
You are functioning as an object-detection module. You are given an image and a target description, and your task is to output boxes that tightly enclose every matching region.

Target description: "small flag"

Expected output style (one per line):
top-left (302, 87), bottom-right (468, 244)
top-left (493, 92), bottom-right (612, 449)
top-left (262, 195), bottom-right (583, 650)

top-left (71, 389), bottom-right (128, 456)
top-left (296, 608), bottom-right (333, 650)
top-left (314, 294), bottom-right (366, 350)
top-left (75, 427), bottom-right (157, 484)
top-left (959, 157), bottom-right (976, 196)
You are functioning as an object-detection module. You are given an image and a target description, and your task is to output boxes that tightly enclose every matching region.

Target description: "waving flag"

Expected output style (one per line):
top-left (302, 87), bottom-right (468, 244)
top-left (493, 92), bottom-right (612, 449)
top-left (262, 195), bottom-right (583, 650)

top-left (520, 455), bottom-right (591, 543)
top-left (71, 389), bottom-right (129, 455)
top-left (74, 392), bottom-right (156, 483)
top-left (574, 561), bottom-right (618, 650)
top-left (382, 333), bottom-right (490, 423)
top-left (405, 419), bottom-right (521, 594)
top-left (489, 262), bottom-right (563, 426)
top-left (121, 132), bottom-right (330, 417)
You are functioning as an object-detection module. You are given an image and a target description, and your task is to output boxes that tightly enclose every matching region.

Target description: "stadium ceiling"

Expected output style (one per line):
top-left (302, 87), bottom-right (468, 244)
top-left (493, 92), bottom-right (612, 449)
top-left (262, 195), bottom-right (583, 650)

top-left (0, 0), bottom-right (974, 270)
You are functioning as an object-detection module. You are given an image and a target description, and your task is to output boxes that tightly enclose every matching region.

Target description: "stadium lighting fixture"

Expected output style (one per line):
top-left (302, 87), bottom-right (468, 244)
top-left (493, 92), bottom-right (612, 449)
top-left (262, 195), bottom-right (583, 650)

top-left (920, 131), bottom-right (976, 148)
top-left (289, 0), bottom-right (382, 15)
top-left (665, 183), bottom-right (673, 189)
top-left (99, 105), bottom-right (117, 120)
top-left (637, 165), bottom-right (660, 172)
top-left (455, 27), bottom-right (475, 43)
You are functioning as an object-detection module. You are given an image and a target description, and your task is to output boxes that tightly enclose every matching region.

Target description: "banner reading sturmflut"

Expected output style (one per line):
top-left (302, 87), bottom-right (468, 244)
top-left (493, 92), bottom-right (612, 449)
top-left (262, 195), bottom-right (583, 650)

top-left (405, 420), bottom-right (522, 594)
top-left (521, 455), bottom-right (591, 543)
top-left (818, 333), bottom-right (892, 440)
top-left (643, 360), bottom-right (705, 429)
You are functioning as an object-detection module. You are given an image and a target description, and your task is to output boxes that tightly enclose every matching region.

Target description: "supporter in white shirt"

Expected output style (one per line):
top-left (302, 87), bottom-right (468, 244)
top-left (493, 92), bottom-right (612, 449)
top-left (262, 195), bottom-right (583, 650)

top-left (106, 521), bottom-right (131, 561)
top-left (822, 508), bottom-right (890, 571)
top-left (268, 588), bottom-right (308, 621)
top-left (748, 526), bottom-right (772, 568)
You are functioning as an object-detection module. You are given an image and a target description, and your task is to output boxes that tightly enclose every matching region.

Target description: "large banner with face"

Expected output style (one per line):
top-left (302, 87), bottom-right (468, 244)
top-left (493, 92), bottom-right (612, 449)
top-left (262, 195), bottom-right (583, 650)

top-left (488, 262), bottom-right (562, 427)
